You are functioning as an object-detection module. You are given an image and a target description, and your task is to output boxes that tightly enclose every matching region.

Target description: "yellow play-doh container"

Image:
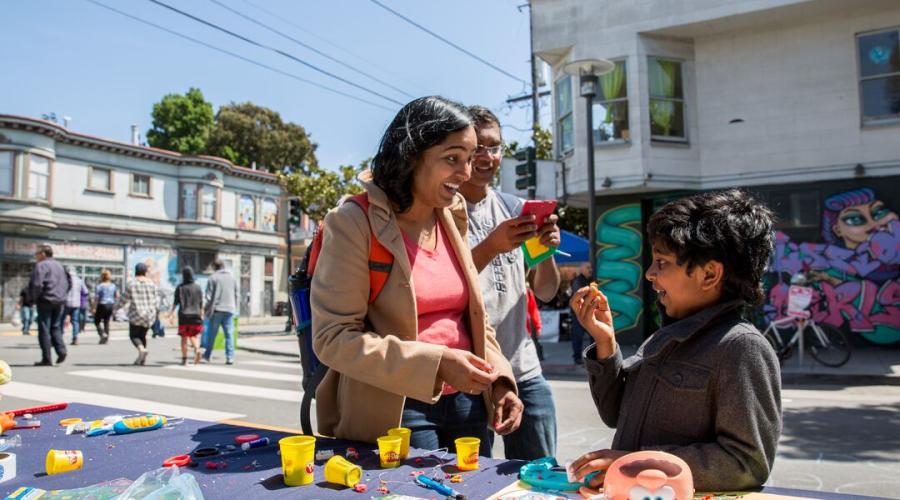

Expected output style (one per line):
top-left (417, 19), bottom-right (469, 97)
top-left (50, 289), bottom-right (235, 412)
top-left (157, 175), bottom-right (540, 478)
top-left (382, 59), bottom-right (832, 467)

top-left (454, 437), bottom-right (480, 471)
top-left (278, 435), bottom-right (316, 486)
top-left (324, 455), bottom-right (362, 487)
top-left (387, 427), bottom-right (411, 460)
top-left (377, 435), bottom-right (402, 468)
top-left (45, 449), bottom-right (83, 475)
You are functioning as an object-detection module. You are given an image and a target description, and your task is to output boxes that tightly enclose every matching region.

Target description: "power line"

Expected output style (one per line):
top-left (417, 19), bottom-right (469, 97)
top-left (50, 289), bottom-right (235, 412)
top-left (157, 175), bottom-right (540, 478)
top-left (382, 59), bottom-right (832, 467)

top-left (146, 0), bottom-right (405, 106)
top-left (208, 0), bottom-right (414, 99)
top-left (82, 0), bottom-right (395, 112)
top-left (238, 0), bottom-right (427, 95)
top-left (367, 0), bottom-right (527, 85)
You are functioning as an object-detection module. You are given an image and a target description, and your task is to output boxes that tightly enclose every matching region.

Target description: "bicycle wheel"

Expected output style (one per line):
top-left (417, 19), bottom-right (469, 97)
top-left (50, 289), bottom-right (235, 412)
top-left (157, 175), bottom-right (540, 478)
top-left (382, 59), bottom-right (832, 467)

top-left (763, 324), bottom-right (790, 363)
top-left (806, 323), bottom-right (852, 367)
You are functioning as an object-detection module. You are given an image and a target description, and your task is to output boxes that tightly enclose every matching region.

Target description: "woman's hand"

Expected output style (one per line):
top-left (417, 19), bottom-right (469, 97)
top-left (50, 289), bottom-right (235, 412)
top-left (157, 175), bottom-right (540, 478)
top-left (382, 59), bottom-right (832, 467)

top-left (570, 448), bottom-right (630, 491)
top-left (437, 348), bottom-right (498, 395)
top-left (569, 285), bottom-right (616, 356)
top-left (491, 380), bottom-right (523, 435)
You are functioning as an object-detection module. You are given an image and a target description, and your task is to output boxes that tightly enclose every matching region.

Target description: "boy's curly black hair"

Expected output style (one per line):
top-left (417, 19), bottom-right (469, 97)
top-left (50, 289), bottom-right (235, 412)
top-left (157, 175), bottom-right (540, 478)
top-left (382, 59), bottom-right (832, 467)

top-left (647, 189), bottom-right (775, 305)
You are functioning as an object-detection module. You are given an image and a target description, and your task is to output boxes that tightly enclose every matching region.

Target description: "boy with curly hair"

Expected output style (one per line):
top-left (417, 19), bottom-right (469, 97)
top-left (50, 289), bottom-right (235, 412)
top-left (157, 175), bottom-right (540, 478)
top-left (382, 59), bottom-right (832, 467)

top-left (569, 189), bottom-right (781, 493)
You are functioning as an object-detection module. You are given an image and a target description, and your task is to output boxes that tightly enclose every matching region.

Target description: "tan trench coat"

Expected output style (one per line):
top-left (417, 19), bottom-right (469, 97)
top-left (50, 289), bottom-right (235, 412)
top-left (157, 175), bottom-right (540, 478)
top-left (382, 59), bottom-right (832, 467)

top-left (310, 172), bottom-right (516, 444)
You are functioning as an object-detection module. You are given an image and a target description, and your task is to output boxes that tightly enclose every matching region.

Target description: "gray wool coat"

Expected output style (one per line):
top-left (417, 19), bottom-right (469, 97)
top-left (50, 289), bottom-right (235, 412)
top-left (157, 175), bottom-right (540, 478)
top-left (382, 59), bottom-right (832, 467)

top-left (584, 300), bottom-right (782, 491)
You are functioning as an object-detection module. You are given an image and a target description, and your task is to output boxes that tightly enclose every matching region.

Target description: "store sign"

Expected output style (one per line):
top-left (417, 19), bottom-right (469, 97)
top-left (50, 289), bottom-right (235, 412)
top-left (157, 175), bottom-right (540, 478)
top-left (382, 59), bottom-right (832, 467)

top-left (3, 238), bottom-right (124, 262)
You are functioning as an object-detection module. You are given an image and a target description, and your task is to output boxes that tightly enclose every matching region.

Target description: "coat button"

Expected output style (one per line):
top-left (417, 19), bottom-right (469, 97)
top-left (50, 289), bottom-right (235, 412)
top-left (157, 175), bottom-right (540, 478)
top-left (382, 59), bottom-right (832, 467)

top-left (672, 373), bottom-right (683, 385)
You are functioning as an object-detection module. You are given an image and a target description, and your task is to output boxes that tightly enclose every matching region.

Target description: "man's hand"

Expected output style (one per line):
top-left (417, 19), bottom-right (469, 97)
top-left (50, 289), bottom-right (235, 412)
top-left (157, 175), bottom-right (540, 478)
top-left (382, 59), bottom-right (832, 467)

top-left (537, 214), bottom-right (561, 248)
top-left (485, 215), bottom-right (538, 254)
top-left (491, 381), bottom-right (523, 435)
top-left (570, 448), bottom-right (630, 490)
top-left (437, 349), bottom-right (499, 395)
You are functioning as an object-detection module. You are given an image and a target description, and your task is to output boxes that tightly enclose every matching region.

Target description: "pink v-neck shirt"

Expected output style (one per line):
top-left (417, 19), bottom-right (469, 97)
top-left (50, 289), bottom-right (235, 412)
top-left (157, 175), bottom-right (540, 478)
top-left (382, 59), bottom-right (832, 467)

top-left (402, 222), bottom-right (472, 395)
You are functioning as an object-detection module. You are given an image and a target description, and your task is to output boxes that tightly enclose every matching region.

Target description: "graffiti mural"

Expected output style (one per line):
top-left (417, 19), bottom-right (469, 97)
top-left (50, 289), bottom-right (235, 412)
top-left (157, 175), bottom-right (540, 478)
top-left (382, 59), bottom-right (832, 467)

top-left (764, 188), bottom-right (900, 345)
top-left (596, 203), bottom-right (644, 332)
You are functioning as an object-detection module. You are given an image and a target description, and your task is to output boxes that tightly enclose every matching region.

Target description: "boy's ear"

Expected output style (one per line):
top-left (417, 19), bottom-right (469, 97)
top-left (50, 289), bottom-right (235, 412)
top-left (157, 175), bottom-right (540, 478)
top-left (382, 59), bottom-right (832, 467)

top-left (700, 260), bottom-right (725, 291)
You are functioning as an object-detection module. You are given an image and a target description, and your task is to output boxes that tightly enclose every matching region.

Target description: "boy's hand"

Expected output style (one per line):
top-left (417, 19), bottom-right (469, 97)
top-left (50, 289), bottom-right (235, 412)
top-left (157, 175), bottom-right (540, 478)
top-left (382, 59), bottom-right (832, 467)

top-left (537, 214), bottom-right (561, 248)
top-left (570, 448), bottom-right (630, 490)
top-left (570, 285), bottom-right (615, 347)
top-left (485, 215), bottom-right (538, 254)
top-left (491, 380), bottom-right (523, 435)
top-left (438, 349), bottom-right (499, 395)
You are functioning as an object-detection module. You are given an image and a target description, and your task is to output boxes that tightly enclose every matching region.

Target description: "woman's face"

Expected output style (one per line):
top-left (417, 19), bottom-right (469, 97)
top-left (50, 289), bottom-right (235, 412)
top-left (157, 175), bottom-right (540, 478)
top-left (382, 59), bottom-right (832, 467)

top-left (411, 126), bottom-right (476, 209)
top-left (833, 199), bottom-right (898, 248)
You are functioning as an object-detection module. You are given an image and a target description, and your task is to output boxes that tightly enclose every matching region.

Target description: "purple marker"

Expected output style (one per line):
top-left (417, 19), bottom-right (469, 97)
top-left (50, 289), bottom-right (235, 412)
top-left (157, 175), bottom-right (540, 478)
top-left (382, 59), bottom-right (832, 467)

top-left (241, 437), bottom-right (270, 451)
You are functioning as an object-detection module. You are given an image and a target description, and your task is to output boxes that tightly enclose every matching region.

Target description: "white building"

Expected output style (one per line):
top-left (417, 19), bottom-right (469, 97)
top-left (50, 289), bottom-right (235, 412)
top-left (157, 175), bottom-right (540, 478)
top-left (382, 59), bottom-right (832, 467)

top-left (530, 0), bottom-right (900, 345)
top-left (0, 114), bottom-right (289, 321)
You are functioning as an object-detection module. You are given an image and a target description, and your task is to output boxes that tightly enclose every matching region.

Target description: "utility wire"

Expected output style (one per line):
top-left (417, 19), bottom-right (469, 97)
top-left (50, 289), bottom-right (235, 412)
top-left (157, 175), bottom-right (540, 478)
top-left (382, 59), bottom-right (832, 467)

top-left (146, 0), bottom-right (404, 106)
top-left (208, 0), bottom-right (413, 99)
top-left (83, 0), bottom-right (395, 112)
top-left (368, 0), bottom-right (527, 85)
top-left (238, 0), bottom-right (427, 95)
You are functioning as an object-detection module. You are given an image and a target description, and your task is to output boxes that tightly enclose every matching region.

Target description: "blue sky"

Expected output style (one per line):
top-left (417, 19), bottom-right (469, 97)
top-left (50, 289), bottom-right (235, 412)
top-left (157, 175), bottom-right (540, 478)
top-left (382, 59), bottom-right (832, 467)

top-left (1, 0), bottom-right (552, 170)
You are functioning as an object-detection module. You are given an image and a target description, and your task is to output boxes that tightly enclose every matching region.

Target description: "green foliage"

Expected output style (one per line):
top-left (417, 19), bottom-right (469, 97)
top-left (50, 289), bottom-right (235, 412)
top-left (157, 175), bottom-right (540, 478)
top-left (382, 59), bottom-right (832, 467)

top-left (556, 204), bottom-right (588, 238)
top-left (280, 159), bottom-right (368, 221)
top-left (503, 126), bottom-right (553, 160)
top-left (208, 102), bottom-right (318, 172)
top-left (146, 88), bottom-right (214, 154)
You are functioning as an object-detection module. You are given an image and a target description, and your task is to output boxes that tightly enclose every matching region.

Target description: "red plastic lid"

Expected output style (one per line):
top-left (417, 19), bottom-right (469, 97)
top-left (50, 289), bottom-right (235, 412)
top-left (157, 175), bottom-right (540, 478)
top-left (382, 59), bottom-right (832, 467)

top-left (235, 434), bottom-right (261, 444)
top-left (163, 454), bottom-right (192, 468)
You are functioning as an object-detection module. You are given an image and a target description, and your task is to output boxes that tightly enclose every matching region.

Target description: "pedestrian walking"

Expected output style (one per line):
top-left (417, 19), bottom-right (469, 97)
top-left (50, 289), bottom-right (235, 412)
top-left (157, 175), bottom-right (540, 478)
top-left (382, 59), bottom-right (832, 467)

top-left (172, 267), bottom-right (204, 365)
top-left (202, 260), bottom-right (239, 364)
top-left (17, 286), bottom-right (36, 335)
top-left (118, 263), bottom-right (158, 365)
top-left (93, 270), bottom-right (118, 344)
top-left (150, 288), bottom-right (168, 338)
top-left (28, 244), bottom-right (70, 366)
top-left (64, 267), bottom-right (87, 345)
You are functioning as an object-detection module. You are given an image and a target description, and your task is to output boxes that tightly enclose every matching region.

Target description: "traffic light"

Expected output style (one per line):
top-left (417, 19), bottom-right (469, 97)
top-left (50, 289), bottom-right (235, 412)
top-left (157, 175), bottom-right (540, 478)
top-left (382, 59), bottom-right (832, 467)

top-left (514, 146), bottom-right (536, 192)
top-left (288, 198), bottom-right (302, 227)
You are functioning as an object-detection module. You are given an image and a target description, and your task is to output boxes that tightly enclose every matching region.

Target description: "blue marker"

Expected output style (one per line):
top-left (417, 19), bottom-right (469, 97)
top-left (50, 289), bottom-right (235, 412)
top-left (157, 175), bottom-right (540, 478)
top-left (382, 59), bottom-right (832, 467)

top-left (415, 475), bottom-right (465, 499)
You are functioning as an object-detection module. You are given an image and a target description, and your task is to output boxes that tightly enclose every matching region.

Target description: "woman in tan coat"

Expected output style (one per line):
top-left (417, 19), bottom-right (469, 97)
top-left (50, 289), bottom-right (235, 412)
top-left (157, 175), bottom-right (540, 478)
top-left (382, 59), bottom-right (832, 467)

top-left (311, 96), bottom-right (522, 454)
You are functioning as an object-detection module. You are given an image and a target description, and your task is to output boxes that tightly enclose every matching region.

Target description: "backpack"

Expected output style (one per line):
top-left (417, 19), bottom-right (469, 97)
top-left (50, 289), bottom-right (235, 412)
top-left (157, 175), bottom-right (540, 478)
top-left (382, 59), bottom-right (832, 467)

top-left (289, 193), bottom-right (393, 435)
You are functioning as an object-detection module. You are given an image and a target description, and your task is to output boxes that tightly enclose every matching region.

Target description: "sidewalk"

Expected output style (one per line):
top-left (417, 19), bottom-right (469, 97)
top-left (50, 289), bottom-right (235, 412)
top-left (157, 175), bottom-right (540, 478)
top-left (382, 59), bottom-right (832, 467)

top-left (0, 316), bottom-right (291, 337)
top-left (236, 333), bottom-right (900, 386)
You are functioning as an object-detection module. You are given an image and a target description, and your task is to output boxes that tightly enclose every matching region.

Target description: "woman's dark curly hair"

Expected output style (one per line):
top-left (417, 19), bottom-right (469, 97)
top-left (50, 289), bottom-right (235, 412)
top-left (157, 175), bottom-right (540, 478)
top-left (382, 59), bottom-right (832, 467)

top-left (371, 96), bottom-right (473, 213)
top-left (647, 189), bottom-right (775, 305)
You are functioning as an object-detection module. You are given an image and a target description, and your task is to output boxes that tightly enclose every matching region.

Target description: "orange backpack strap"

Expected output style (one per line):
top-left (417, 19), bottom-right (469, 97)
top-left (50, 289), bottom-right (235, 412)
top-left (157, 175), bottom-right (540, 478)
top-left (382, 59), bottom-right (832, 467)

top-left (345, 193), bottom-right (394, 304)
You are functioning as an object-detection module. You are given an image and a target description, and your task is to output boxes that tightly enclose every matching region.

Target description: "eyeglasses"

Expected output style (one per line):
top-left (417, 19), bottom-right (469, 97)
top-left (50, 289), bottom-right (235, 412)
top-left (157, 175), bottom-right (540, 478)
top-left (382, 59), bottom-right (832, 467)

top-left (474, 144), bottom-right (503, 157)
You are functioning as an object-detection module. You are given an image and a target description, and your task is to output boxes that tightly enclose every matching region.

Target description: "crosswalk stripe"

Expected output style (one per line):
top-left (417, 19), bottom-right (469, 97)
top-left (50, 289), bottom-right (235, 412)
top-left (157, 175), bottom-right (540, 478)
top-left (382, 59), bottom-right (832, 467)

top-left (244, 360), bottom-right (302, 369)
top-left (163, 364), bottom-right (299, 382)
top-left (2, 381), bottom-right (245, 422)
top-left (69, 369), bottom-right (302, 402)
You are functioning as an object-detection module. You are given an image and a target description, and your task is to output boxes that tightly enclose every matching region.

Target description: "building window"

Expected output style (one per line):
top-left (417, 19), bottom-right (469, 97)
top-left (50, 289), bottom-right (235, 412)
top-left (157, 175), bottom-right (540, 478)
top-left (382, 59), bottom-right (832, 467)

top-left (260, 197), bottom-right (278, 232)
top-left (857, 28), bottom-right (900, 123)
top-left (648, 57), bottom-right (686, 142)
top-left (593, 60), bottom-right (629, 144)
top-left (0, 151), bottom-right (13, 196)
top-left (770, 190), bottom-right (820, 229)
top-left (238, 194), bottom-right (256, 230)
top-left (201, 188), bottom-right (217, 222)
top-left (130, 173), bottom-right (151, 197)
top-left (88, 167), bottom-right (112, 191)
top-left (27, 154), bottom-right (50, 200)
top-left (181, 183), bottom-right (198, 219)
top-left (555, 75), bottom-right (574, 154)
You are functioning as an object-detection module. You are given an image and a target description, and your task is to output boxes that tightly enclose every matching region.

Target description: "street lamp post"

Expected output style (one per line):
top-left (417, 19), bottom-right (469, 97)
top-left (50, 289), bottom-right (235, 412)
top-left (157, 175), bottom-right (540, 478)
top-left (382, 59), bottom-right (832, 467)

top-left (563, 59), bottom-right (614, 273)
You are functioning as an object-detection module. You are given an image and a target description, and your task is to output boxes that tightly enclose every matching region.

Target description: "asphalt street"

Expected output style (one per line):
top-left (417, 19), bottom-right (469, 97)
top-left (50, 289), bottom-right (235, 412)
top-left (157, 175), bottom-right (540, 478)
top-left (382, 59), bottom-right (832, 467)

top-left (1, 330), bottom-right (899, 498)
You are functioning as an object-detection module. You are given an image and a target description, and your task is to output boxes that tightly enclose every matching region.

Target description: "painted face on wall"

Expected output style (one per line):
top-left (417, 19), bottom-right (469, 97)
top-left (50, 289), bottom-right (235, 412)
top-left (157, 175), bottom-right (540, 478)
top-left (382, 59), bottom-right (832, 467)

top-left (833, 199), bottom-right (897, 249)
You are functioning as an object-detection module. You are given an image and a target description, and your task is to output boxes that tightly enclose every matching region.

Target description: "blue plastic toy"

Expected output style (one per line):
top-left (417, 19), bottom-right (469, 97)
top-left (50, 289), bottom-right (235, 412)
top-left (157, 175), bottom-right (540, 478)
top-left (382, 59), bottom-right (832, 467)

top-left (519, 457), bottom-right (600, 492)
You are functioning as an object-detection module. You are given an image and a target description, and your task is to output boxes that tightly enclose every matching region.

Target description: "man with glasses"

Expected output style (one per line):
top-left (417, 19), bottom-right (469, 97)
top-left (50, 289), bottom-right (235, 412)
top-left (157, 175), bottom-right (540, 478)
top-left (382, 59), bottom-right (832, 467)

top-left (458, 105), bottom-right (561, 460)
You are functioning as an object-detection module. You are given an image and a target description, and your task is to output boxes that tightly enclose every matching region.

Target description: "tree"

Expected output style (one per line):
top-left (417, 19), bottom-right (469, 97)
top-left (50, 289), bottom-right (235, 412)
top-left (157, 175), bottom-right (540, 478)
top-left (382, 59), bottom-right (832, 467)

top-left (556, 204), bottom-right (588, 238)
top-left (280, 159), bottom-right (368, 221)
top-left (503, 126), bottom-right (553, 160)
top-left (146, 88), bottom-right (214, 154)
top-left (208, 103), bottom-right (318, 172)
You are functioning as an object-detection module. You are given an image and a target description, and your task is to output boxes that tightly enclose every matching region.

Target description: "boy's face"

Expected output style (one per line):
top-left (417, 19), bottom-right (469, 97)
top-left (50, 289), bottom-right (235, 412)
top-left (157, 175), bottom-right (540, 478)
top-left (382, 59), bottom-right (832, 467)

top-left (645, 243), bottom-right (723, 319)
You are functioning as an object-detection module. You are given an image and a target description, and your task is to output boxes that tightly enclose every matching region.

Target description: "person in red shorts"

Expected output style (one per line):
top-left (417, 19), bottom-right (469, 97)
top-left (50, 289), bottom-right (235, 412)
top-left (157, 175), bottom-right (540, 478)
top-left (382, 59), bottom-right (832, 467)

top-left (171, 267), bottom-right (204, 365)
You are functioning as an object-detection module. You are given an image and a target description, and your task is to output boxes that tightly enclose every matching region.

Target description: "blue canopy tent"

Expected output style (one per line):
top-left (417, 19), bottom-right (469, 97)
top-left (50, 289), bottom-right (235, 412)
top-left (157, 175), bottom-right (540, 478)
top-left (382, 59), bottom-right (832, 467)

top-left (555, 230), bottom-right (589, 264)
